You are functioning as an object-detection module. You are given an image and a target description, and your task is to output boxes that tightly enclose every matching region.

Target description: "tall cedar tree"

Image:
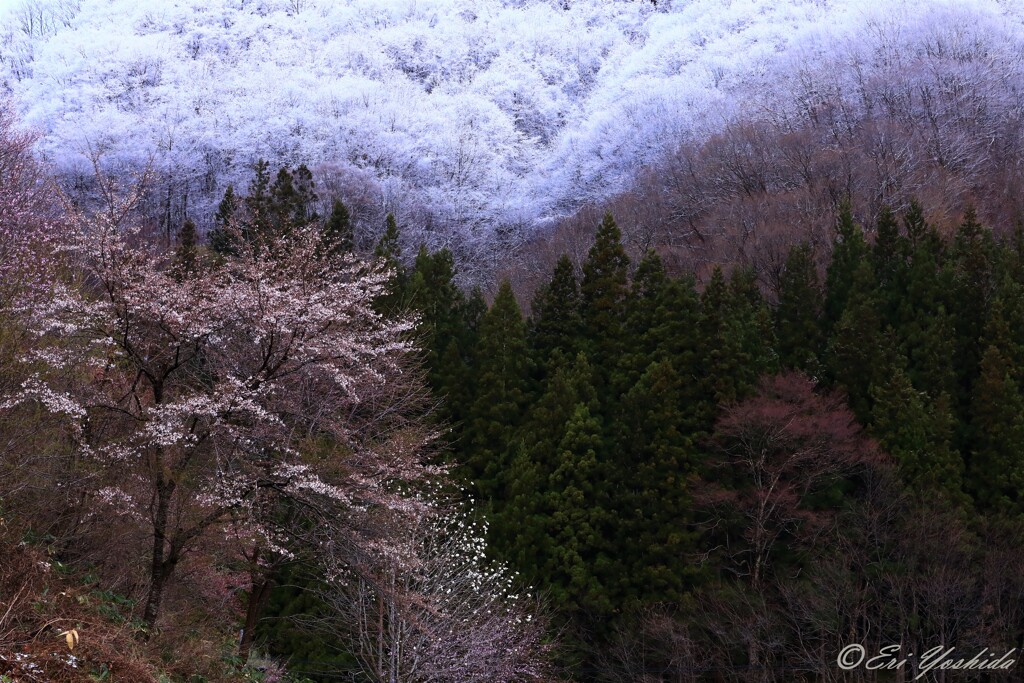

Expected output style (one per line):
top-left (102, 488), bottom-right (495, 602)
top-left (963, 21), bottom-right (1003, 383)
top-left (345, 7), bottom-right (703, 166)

top-left (697, 267), bottom-right (777, 428)
top-left (497, 353), bottom-right (599, 593)
top-left (268, 164), bottom-right (318, 234)
top-left (614, 250), bottom-right (669, 395)
top-left (407, 246), bottom-right (483, 430)
top-left (373, 213), bottom-right (408, 315)
top-left (897, 207), bottom-right (957, 401)
top-left (528, 254), bottom-right (583, 380)
top-left (244, 159), bottom-right (273, 238)
top-left (173, 218), bottom-right (198, 277)
top-left (968, 345), bottom-right (1024, 516)
top-left (984, 277), bottom-right (1024, 383)
top-left (870, 367), bottom-right (966, 504)
top-left (823, 201), bottom-right (869, 332)
top-left (825, 261), bottom-right (890, 422)
top-left (871, 205), bottom-right (910, 326)
top-left (544, 402), bottom-right (614, 618)
top-left (947, 208), bottom-right (997, 411)
top-left (580, 213), bottom-right (630, 393)
top-left (776, 242), bottom-right (823, 372)
top-left (323, 197), bottom-right (353, 257)
top-left (463, 280), bottom-right (532, 507)
top-left (209, 183), bottom-right (240, 256)
top-left (633, 271), bottom-right (706, 437)
top-left (614, 360), bottom-right (700, 605)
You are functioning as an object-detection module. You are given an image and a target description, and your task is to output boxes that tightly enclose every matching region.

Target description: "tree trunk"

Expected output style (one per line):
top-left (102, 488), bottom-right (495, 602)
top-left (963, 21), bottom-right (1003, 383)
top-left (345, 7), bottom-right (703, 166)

top-left (238, 577), bottom-right (274, 661)
top-left (143, 478), bottom-right (175, 630)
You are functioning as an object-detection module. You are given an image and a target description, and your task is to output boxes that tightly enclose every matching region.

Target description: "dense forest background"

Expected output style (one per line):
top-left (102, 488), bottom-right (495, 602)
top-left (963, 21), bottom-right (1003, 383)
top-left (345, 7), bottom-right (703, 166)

top-left (4, 0), bottom-right (1024, 682)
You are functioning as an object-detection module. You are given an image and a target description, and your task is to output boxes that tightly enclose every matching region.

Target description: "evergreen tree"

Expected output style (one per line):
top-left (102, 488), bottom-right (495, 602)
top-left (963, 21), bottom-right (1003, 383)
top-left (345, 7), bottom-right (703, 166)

top-left (897, 210), bottom-right (957, 401)
top-left (461, 286), bottom-right (488, 339)
top-left (269, 166), bottom-right (297, 233)
top-left (528, 255), bottom-right (582, 378)
top-left (613, 250), bottom-right (669, 394)
top-left (173, 218), bottom-right (198, 277)
top-left (697, 267), bottom-right (777, 423)
top-left (322, 198), bottom-right (353, 256)
top-left (209, 184), bottom-right (240, 256)
top-left (267, 164), bottom-right (318, 233)
top-left (983, 276), bottom-right (1024, 385)
top-left (543, 402), bottom-right (613, 617)
top-left (825, 262), bottom-right (891, 421)
top-left (872, 205), bottom-right (909, 307)
top-left (644, 274), bottom-right (701, 364)
top-left (824, 201), bottom-right (869, 331)
top-left (697, 267), bottom-right (742, 412)
top-left (433, 286), bottom-right (487, 431)
top-left (499, 353), bottom-right (599, 577)
top-left (462, 281), bottom-right (532, 506)
top-left (902, 198), bottom-right (929, 250)
top-left (375, 213), bottom-right (401, 265)
top-left (614, 360), bottom-right (700, 605)
top-left (259, 565), bottom-right (358, 681)
top-left (245, 159), bottom-right (273, 238)
top-left (948, 207), bottom-right (997, 405)
top-left (776, 243), bottom-right (823, 371)
top-left (729, 269), bottom-right (778, 378)
top-left (641, 274), bottom-right (706, 436)
top-left (871, 367), bottom-right (965, 504)
top-left (407, 246), bottom-right (466, 397)
top-left (968, 345), bottom-right (1024, 516)
top-left (292, 163), bottom-right (318, 224)
top-left (372, 214), bottom-right (408, 314)
top-left (905, 309), bottom-right (958, 403)
top-left (580, 213), bottom-right (630, 389)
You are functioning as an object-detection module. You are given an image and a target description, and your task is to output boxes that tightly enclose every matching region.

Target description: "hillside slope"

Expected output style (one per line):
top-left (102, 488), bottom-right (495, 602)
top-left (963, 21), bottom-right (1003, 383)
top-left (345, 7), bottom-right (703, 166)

top-left (2, 0), bottom-right (1023, 264)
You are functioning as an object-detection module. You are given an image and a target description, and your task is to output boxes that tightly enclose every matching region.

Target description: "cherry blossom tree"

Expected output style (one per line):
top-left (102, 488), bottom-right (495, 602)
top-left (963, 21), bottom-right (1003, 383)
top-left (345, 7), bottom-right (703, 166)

top-left (5, 175), bottom-right (440, 631)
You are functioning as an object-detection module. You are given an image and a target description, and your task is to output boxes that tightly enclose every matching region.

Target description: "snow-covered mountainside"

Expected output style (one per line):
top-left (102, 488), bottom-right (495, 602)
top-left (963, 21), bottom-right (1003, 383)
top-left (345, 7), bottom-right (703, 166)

top-left (2, 0), bottom-right (1023, 259)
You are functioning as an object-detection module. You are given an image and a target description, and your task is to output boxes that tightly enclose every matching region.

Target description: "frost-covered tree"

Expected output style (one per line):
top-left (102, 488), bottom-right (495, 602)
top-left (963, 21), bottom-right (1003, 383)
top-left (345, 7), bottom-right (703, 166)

top-left (10, 0), bottom-right (1024, 277)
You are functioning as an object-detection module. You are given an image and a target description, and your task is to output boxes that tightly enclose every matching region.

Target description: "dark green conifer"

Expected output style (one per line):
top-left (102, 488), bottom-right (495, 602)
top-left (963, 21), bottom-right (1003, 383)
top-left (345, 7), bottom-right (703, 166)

top-left (463, 281), bottom-right (532, 506)
top-left (209, 184), bottom-right (240, 256)
top-left (580, 213), bottom-right (630, 386)
top-left (824, 201), bottom-right (869, 331)
top-left (871, 368), bottom-right (965, 504)
top-left (528, 255), bottom-right (582, 378)
top-left (373, 214), bottom-right (408, 314)
top-left (613, 250), bottom-right (669, 393)
top-left (543, 402), bottom-right (613, 617)
top-left (245, 159), bottom-right (273, 237)
top-left (322, 198), bottom-right (353, 256)
top-left (498, 353), bottom-right (598, 577)
top-left (968, 345), bottom-right (1024, 516)
top-left (776, 243), bottom-right (823, 371)
top-left (825, 262), bottom-right (891, 421)
top-left (614, 360), bottom-right (700, 604)
top-left (173, 218), bottom-right (198, 277)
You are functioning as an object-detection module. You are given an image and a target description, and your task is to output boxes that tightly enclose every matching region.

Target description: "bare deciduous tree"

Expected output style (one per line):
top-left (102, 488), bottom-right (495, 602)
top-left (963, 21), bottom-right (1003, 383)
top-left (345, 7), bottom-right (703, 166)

top-left (320, 509), bottom-right (552, 683)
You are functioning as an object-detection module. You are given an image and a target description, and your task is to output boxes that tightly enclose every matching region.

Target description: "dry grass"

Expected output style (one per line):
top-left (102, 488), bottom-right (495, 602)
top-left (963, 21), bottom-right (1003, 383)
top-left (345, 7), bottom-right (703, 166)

top-left (0, 519), bottom-right (260, 683)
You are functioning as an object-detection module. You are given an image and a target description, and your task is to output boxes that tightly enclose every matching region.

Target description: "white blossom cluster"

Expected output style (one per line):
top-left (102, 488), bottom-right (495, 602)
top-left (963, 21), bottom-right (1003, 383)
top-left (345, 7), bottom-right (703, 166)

top-left (324, 500), bottom-right (549, 682)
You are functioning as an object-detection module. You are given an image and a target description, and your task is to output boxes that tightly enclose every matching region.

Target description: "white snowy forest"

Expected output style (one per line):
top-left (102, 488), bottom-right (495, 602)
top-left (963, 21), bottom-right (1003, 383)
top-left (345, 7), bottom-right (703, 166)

top-left (5, 0), bottom-right (1024, 277)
